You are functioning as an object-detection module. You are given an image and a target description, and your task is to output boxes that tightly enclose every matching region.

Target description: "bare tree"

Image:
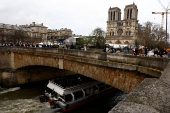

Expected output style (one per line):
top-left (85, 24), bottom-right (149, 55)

top-left (137, 21), bottom-right (168, 49)
top-left (12, 30), bottom-right (29, 44)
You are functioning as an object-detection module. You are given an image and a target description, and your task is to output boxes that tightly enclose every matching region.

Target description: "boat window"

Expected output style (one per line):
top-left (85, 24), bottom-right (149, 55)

top-left (84, 87), bottom-right (93, 96)
top-left (97, 83), bottom-right (105, 87)
top-left (54, 93), bottom-right (60, 98)
top-left (99, 86), bottom-right (106, 91)
top-left (65, 94), bottom-right (73, 102)
top-left (73, 90), bottom-right (83, 100)
top-left (105, 84), bottom-right (111, 88)
top-left (58, 95), bottom-right (65, 102)
top-left (93, 86), bottom-right (98, 93)
top-left (46, 87), bottom-right (53, 94)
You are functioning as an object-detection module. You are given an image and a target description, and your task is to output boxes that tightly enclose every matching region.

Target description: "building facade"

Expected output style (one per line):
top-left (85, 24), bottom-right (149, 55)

top-left (0, 22), bottom-right (48, 44)
top-left (47, 28), bottom-right (72, 43)
top-left (24, 22), bottom-right (48, 43)
top-left (0, 22), bottom-right (73, 45)
top-left (106, 3), bottom-right (139, 45)
top-left (0, 23), bottom-right (33, 44)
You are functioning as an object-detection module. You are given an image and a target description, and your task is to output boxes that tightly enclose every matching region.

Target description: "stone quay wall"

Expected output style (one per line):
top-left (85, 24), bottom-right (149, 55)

top-left (109, 61), bottom-right (170, 113)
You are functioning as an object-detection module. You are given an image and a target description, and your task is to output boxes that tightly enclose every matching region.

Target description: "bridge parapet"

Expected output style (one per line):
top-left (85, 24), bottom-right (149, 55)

top-left (10, 47), bottom-right (169, 71)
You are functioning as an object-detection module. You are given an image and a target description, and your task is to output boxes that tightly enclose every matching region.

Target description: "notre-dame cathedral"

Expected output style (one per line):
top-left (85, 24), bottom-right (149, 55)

top-left (106, 2), bottom-right (138, 45)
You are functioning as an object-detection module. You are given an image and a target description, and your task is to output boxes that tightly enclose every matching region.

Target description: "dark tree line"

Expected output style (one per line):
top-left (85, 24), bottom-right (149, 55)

top-left (0, 29), bottom-right (33, 44)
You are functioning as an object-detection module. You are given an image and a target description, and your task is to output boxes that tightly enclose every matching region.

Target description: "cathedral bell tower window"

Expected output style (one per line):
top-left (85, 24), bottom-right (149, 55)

top-left (130, 9), bottom-right (132, 19)
top-left (118, 12), bottom-right (120, 20)
top-left (113, 11), bottom-right (115, 20)
top-left (112, 32), bottom-right (114, 36)
top-left (126, 32), bottom-right (128, 35)
top-left (127, 9), bottom-right (129, 19)
top-left (111, 12), bottom-right (112, 20)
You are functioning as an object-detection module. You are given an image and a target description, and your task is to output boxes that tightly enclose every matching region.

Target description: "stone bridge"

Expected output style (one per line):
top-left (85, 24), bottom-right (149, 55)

top-left (0, 46), bottom-right (170, 112)
top-left (0, 47), bottom-right (168, 93)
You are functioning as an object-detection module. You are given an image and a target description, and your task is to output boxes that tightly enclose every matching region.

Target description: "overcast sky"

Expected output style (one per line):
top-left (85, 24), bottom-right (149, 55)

top-left (0, 0), bottom-right (170, 35)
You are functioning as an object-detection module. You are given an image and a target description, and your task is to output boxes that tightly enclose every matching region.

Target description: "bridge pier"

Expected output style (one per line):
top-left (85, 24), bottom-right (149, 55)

top-left (1, 71), bottom-right (18, 87)
top-left (59, 59), bottom-right (63, 69)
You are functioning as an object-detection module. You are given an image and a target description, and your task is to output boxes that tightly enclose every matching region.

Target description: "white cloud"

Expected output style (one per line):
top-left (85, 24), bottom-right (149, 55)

top-left (0, 0), bottom-right (170, 35)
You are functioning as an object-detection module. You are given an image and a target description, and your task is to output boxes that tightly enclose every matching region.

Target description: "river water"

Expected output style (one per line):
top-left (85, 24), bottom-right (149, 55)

top-left (0, 80), bottom-right (127, 113)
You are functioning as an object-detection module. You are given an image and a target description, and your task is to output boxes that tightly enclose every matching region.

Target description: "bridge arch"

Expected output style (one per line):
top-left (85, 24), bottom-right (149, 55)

top-left (14, 53), bottom-right (59, 70)
top-left (13, 53), bottom-right (147, 93)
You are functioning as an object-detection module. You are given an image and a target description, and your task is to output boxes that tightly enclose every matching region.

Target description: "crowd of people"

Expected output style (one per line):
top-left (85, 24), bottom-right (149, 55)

top-left (133, 46), bottom-right (169, 58)
top-left (102, 45), bottom-right (170, 58)
top-left (102, 45), bottom-right (124, 54)
top-left (2, 42), bottom-right (170, 58)
top-left (133, 46), bottom-right (148, 56)
top-left (102, 45), bottom-right (131, 54)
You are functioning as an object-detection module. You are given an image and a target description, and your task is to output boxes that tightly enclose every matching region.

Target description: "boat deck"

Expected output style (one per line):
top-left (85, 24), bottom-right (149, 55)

top-left (46, 75), bottom-right (100, 95)
top-left (50, 75), bottom-right (95, 89)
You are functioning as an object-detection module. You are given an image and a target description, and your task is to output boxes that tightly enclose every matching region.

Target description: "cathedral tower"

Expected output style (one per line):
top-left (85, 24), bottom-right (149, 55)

top-left (124, 2), bottom-right (138, 20)
top-left (108, 7), bottom-right (121, 21)
top-left (106, 3), bottom-right (138, 45)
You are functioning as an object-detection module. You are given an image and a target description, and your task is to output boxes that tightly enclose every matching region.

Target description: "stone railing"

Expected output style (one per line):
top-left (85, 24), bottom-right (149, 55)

top-left (10, 46), bottom-right (169, 71)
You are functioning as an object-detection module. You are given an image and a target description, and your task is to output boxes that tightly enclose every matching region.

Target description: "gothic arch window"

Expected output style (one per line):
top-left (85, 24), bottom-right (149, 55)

top-left (118, 12), bottom-right (119, 20)
top-left (126, 31), bottom-right (128, 35)
top-left (110, 32), bottom-right (111, 36)
top-left (111, 12), bottom-right (112, 20)
top-left (130, 9), bottom-right (132, 19)
top-left (127, 9), bottom-right (129, 19)
top-left (112, 32), bottom-right (114, 36)
top-left (113, 11), bottom-right (115, 20)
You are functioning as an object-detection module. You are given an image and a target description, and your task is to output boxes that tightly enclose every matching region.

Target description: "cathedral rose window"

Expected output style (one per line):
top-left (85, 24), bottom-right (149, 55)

top-left (117, 29), bottom-right (123, 35)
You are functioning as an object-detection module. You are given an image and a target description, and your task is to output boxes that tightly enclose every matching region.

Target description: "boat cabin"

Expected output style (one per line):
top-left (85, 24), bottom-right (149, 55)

top-left (45, 75), bottom-right (111, 104)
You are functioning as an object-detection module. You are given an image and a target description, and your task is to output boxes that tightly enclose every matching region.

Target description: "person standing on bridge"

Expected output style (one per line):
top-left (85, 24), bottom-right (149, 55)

top-left (134, 47), bottom-right (138, 55)
top-left (70, 44), bottom-right (74, 49)
top-left (84, 45), bottom-right (87, 51)
top-left (145, 47), bottom-right (148, 56)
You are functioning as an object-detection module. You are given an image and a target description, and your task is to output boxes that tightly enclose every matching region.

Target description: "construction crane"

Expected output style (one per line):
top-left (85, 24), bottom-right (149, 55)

top-left (152, 0), bottom-right (170, 43)
top-left (152, 12), bottom-right (170, 30)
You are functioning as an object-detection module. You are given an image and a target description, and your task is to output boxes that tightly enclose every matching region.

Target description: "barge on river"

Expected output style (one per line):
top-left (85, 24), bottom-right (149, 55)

top-left (44, 75), bottom-right (116, 112)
